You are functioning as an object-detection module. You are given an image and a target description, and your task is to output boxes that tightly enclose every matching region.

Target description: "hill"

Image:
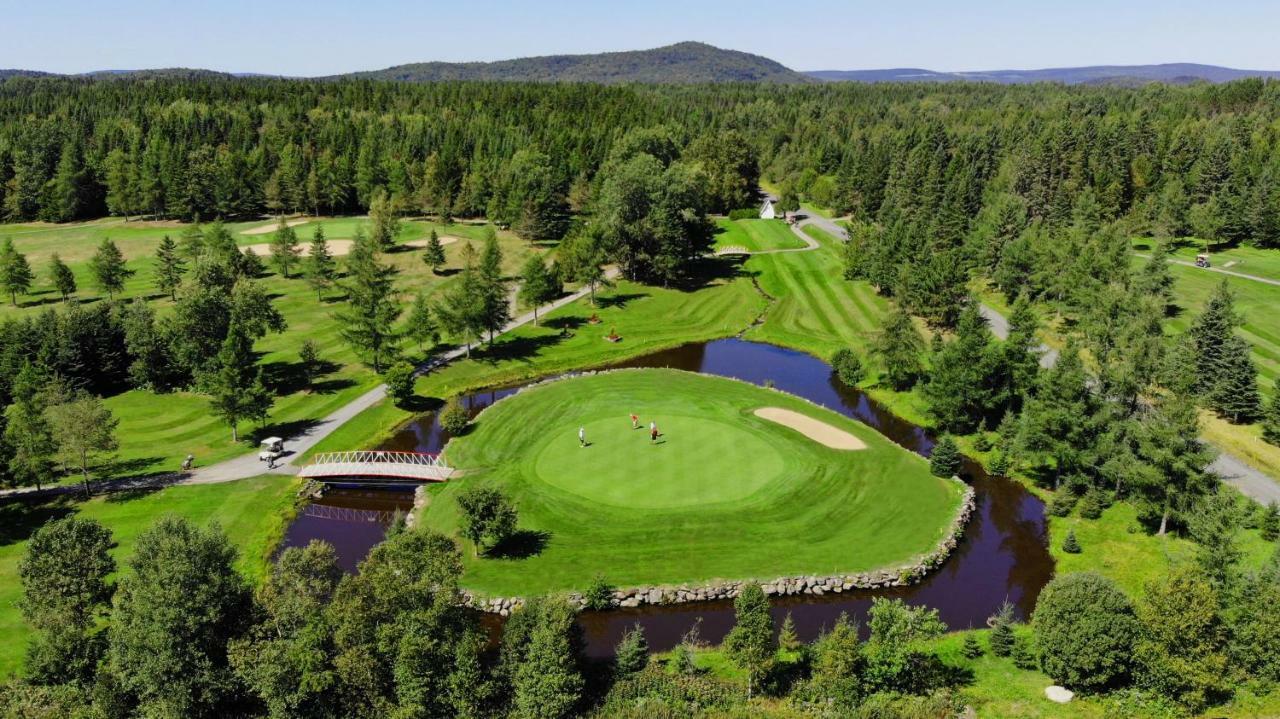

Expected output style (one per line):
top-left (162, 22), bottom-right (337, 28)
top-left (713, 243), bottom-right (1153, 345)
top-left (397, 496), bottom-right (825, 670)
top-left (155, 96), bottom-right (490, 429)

top-left (343, 42), bottom-right (812, 84)
top-left (807, 63), bottom-right (1280, 85)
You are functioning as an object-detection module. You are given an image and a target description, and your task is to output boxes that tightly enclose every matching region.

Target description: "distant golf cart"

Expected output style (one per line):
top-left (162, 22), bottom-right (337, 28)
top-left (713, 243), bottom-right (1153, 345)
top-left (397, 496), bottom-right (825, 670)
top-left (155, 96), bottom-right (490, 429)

top-left (1195, 253), bottom-right (1211, 268)
top-left (259, 437), bottom-right (285, 467)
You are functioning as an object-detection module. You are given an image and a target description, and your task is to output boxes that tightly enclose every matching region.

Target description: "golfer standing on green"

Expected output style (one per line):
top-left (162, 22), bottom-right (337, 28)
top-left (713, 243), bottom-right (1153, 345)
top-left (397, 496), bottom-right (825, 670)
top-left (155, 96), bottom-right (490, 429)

top-left (578, 426), bottom-right (586, 447)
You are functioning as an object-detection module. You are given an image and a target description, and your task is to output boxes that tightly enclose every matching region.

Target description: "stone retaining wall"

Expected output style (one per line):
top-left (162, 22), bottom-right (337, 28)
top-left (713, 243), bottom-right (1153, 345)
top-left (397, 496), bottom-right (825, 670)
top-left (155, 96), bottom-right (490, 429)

top-left (446, 367), bottom-right (979, 616)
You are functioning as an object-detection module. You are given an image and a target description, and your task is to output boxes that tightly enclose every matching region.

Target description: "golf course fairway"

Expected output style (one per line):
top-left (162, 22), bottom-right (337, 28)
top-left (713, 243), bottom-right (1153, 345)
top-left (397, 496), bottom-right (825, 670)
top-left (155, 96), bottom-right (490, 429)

top-left (424, 369), bottom-right (965, 596)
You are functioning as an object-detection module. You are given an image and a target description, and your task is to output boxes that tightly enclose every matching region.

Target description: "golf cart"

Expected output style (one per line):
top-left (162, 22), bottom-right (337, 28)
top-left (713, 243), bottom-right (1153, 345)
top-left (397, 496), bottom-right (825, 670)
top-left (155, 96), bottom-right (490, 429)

top-left (259, 437), bottom-right (285, 464)
top-left (1195, 254), bottom-right (1211, 268)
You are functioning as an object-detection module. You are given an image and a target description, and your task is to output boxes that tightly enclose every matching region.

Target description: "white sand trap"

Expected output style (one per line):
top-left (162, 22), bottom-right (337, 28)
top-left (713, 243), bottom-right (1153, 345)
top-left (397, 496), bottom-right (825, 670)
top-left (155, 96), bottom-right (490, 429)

top-left (240, 218), bottom-right (314, 235)
top-left (753, 407), bottom-right (867, 450)
top-left (240, 236), bottom-right (459, 258)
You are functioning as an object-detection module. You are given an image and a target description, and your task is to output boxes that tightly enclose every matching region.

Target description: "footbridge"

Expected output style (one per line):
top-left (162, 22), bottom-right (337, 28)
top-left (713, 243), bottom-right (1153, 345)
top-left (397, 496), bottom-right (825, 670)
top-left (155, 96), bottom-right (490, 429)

top-left (298, 451), bottom-right (454, 482)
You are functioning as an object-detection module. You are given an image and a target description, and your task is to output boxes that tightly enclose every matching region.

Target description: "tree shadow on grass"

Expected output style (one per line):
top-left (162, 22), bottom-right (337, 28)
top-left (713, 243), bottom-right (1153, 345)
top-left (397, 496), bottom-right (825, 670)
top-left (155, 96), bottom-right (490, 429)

top-left (101, 456), bottom-right (168, 479)
top-left (595, 292), bottom-right (647, 310)
top-left (261, 359), bottom-right (343, 395)
top-left (472, 334), bottom-right (568, 366)
top-left (671, 256), bottom-right (753, 292)
top-left (486, 529), bottom-right (550, 559)
top-left (0, 497), bottom-right (76, 546)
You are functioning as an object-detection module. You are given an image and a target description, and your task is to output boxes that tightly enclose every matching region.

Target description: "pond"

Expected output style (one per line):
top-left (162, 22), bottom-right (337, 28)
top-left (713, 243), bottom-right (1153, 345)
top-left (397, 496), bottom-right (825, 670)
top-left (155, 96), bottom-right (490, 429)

top-left (284, 338), bottom-right (1053, 656)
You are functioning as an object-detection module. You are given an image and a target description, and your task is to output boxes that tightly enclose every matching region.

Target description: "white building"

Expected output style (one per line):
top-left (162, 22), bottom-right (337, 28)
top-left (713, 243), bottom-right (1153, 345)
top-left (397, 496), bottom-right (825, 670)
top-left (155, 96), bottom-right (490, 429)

top-left (759, 197), bottom-right (777, 219)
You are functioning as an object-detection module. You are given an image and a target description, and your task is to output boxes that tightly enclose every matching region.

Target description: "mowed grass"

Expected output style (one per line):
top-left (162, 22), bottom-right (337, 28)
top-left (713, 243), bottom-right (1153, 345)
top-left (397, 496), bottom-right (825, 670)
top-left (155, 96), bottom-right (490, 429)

top-left (1134, 236), bottom-right (1280, 283)
top-left (0, 217), bottom-right (536, 473)
top-left (0, 474), bottom-right (298, 677)
top-left (712, 218), bottom-right (807, 252)
top-left (422, 370), bottom-right (964, 596)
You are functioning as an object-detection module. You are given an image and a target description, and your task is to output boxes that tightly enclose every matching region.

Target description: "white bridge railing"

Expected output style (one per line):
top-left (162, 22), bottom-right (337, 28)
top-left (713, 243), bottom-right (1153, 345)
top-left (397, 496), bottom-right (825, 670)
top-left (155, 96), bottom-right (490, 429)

top-left (299, 451), bottom-right (453, 481)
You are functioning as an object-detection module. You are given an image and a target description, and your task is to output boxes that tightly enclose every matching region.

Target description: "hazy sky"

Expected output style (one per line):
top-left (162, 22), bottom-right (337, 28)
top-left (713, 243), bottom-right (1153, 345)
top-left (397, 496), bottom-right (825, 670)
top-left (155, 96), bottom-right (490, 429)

top-left (4, 0), bottom-right (1278, 75)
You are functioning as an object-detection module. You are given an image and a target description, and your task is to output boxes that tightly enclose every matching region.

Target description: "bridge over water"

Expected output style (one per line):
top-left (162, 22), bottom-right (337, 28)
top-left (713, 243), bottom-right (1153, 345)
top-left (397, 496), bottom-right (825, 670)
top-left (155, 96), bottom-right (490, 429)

top-left (298, 451), bottom-right (453, 482)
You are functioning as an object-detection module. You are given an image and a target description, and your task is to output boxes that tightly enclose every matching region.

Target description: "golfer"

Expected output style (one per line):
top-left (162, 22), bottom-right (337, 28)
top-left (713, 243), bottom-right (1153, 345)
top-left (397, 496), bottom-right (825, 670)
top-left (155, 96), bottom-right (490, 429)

top-left (630, 413), bottom-right (639, 429)
top-left (578, 426), bottom-right (586, 447)
top-left (650, 422), bottom-right (659, 444)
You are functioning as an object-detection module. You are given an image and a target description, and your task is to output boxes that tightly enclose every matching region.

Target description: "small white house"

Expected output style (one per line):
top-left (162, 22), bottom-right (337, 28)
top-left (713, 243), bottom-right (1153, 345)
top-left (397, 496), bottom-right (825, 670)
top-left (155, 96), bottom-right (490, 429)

top-left (759, 197), bottom-right (777, 220)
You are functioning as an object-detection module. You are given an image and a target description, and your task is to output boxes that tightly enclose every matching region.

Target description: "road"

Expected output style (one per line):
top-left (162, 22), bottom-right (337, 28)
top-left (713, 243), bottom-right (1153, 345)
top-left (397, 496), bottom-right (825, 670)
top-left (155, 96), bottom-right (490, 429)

top-left (1134, 253), bottom-right (1280, 288)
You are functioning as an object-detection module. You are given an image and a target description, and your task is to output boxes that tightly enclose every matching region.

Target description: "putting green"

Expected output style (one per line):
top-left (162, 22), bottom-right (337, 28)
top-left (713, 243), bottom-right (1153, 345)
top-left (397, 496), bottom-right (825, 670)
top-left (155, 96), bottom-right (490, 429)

top-left (427, 369), bottom-right (964, 596)
top-left (533, 413), bottom-right (786, 509)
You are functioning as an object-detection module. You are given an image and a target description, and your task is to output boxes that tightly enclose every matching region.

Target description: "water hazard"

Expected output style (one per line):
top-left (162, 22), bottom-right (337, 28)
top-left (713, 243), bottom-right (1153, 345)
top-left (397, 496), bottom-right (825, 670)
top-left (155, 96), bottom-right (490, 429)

top-left (282, 338), bottom-right (1053, 655)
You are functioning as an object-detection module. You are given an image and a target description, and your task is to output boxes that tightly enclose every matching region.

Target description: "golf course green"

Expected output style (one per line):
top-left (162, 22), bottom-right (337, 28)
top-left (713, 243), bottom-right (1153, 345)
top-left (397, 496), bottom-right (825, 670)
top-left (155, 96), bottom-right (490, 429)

top-left (425, 369), bottom-right (965, 596)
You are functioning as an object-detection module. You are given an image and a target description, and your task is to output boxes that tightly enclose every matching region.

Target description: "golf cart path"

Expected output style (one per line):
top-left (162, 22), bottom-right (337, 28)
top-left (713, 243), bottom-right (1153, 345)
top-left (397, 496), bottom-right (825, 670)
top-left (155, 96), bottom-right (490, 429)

top-left (1134, 253), bottom-right (1280, 288)
top-left (977, 304), bottom-right (1280, 504)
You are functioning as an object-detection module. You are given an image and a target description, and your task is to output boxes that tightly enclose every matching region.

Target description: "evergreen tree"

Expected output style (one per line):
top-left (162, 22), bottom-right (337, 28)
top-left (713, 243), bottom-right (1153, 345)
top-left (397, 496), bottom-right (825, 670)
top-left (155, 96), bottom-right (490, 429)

top-left (153, 235), bottom-right (185, 300)
top-left (614, 624), bottom-right (649, 675)
top-left (436, 247), bottom-right (487, 357)
top-left (107, 516), bottom-right (251, 718)
top-left (801, 612), bottom-right (864, 709)
top-left (336, 233), bottom-right (401, 372)
top-left (724, 583), bottom-right (774, 699)
top-left (0, 237), bottom-right (34, 305)
top-left (1003, 293), bottom-right (1042, 407)
top-left (298, 339), bottom-right (320, 391)
top-left (478, 231), bottom-right (510, 344)
top-left (1018, 344), bottom-right (1101, 489)
top-left (929, 435), bottom-right (962, 478)
top-left (18, 517), bottom-right (115, 687)
top-left (778, 611), bottom-right (801, 653)
top-left (923, 302), bottom-right (1002, 432)
top-left (422, 228), bottom-right (446, 273)
top-left (179, 222), bottom-right (205, 260)
top-left (512, 598), bottom-right (584, 719)
top-left (1135, 240), bottom-right (1176, 310)
top-left (268, 218), bottom-right (301, 278)
top-left (1261, 501), bottom-right (1280, 542)
top-left (304, 225), bottom-right (337, 300)
top-left (988, 601), bottom-right (1016, 657)
top-left (207, 326), bottom-right (273, 442)
top-left (240, 247), bottom-right (265, 278)
top-left (47, 253), bottom-right (76, 300)
top-left (1062, 529), bottom-right (1081, 553)
top-left (517, 254), bottom-right (558, 326)
top-left (873, 304), bottom-right (925, 391)
top-left (368, 189), bottom-right (401, 250)
top-left (962, 633), bottom-right (984, 659)
top-left (1208, 335), bottom-right (1262, 423)
top-left (4, 362), bottom-right (56, 490)
top-left (1134, 394), bottom-right (1218, 535)
top-left (405, 292), bottom-right (440, 351)
top-left (88, 238), bottom-right (133, 298)
top-left (1263, 394), bottom-right (1280, 447)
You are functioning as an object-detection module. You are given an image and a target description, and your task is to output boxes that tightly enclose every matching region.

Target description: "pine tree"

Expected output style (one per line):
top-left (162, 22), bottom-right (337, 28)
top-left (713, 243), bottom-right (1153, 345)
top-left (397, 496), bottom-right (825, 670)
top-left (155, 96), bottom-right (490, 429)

top-left (179, 222), bottom-right (205, 259)
top-left (873, 304), bottom-right (925, 391)
top-left (1135, 240), bottom-right (1176, 310)
top-left (4, 362), bottom-right (56, 491)
top-left (298, 339), bottom-right (320, 391)
top-left (1258, 502), bottom-right (1280, 542)
top-left (962, 633), bottom-right (984, 659)
top-left (240, 246), bottom-right (265, 278)
top-left (153, 235), bottom-right (185, 301)
top-left (988, 601), bottom-right (1016, 657)
top-left (0, 238), bottom-right (34, 305)
top-left (336, 233), bottom-right (401, 372)
top-left (304, 225), bottom-right (337, 300)
top-left (724, 583), bottom-right (774, 699)
top-left (268, 218), bottom-right (301, 278)
top-left (517, 255), bottom-right (558, 326)
top-left (924, 301), bottom-right (1001, 433)
top-left (1208, 335), bottom-right (1262, 423)
top-left (512, 599), bottom-right (584, 719)
top-left (207, 326), bottom-right (273, 442)
top-left (479, 232), bottom-right (510, 344)
top-left (422, 229), bottom-right (446, 273)
top-left (405, 292), bottom-right (439, 351)
top-left (1003, 293), bottom-right (1041, 407)
top-left (1062, 529), bottom-right (1081, 554)
top-left (778, 611), bottom-right (800, 653)
top-left (88, 238), bottom-right (133, 299)
top-left (1134, 394), bottom-right (1217, 535)
top-left (1263, 394), bottom-right (1280, 447)
top-left (930, 435), bottom-right (962, 477)
top-left (614, 624), bottom-right (649, 675)
top-left (47, 253), bottom-right (76, 300)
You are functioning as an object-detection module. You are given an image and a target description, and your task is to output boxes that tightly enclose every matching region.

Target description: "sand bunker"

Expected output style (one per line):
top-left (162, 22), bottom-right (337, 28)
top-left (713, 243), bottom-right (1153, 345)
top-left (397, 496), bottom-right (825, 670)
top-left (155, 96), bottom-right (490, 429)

top-left (753, 407), bottom-right (867, 450)
top-left (239, 236), bottom-right (459, 258)
top-left (240, 218), bottom-right (314, 235)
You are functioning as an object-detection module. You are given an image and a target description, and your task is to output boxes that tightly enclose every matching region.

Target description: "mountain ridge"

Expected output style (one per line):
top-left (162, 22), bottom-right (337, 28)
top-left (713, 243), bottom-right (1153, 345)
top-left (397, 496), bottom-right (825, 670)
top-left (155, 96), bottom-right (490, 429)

top-left (806, 62), bottom-right (1280, 85)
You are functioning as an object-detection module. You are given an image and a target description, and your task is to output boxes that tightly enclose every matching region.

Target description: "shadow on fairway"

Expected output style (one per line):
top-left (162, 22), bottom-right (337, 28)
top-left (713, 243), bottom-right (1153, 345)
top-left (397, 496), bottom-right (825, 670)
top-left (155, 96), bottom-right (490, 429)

top-left (488, 529), bottom-right (550, 559)
top-left (595, 292), bottom-right (647, 310)
top-left (0, 498), bottom-right (77, 546)
top-left (474, 333), bottom-right (566, 365)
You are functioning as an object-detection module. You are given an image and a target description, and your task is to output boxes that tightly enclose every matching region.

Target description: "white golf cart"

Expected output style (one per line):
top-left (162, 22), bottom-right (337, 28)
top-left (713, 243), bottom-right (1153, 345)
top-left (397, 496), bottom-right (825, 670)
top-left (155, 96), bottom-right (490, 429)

top-left (259, 437), bottom-right (285, 466)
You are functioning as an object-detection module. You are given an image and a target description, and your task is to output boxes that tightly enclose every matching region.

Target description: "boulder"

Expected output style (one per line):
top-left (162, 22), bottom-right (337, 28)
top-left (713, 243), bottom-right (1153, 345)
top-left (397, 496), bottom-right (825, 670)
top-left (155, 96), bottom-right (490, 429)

top-left (1044, 686), bottom-right (1074, 704)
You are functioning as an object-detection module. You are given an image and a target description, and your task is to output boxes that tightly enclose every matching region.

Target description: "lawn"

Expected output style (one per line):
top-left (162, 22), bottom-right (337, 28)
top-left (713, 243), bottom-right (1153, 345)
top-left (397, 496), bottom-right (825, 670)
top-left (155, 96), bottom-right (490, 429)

top-left (712, 218), bottom-right (807, 252)
top-left (0, 474), bottom-right (299, 677)
top-left (419, 369), bottom-right (964, 597)
top-left (1133, 236), bottom-right (1280, 283)
top-left (0, 216), bottom-right (537, 474)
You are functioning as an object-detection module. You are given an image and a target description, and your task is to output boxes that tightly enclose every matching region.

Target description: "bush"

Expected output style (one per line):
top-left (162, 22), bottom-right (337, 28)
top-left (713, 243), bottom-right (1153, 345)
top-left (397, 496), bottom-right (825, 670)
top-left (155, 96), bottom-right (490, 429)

top-left (383, 362), bottom-right (416, 406)
top-left (1062, 529), bottom-right (1081, 554)
top-left (1047, 492), bottom-right (1077, 517)
top-left (727, 208), bottom-right (759, 221)
top-left (584, 574), bottom-right (615, 610)
top-left (1033, 572), bottom-right (1140, 692)
top-left (614, 623), bottom-right (649, 675)
top-left (439, 398), bottom-right (470, 435)
top-left (1261, 501), bottom-right (1279, 542)
top-left (831, 348), bottom-right (864, 387)
top-left (929, 435), bottom-right (961, 478)
top-left (1012, 634), bottom-right (1038, 670)
top-left (962, 633), bottom-right (984, 659)
top-left (989, 451), bottom-right (1011, 477)
top-left (988, 601), bottom-right (1016, 657)
top-left (972, 432), bottom-right (993, 453)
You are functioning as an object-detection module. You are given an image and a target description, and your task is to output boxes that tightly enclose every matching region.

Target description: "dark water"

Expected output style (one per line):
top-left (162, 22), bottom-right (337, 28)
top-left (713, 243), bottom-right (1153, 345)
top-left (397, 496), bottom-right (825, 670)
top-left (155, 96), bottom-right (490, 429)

top-left (278, 486), bottom-right (416, 573)
top-left (371, 338), bottom-right (1053, 656)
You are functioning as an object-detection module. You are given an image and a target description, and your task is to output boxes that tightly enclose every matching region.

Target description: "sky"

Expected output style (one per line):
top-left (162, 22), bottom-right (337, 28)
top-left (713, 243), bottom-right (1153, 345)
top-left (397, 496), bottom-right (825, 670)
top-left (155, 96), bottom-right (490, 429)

top-left (3, 0), bottom-right (1278, 76)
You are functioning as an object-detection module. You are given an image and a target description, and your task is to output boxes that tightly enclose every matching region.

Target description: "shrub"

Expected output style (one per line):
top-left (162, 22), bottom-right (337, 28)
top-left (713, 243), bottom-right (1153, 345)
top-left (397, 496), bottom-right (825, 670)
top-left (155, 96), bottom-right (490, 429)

top-left (1062, 529), bottom-right (1081, 554)
top-left (1047, 492), bottom-right (1077, 517)
top-left (1261, 501), bottom-right (1279, 542)
top-left (727, 208), bottom-right (758, 221)
top-left (439, 398), bottom-right (470, 435)
top-left (972, 432), bottom-right (993, 453)
top-left (988, 601), bottom-right (1016, 657)
top-left (831, 348), bottom-right (864, 387)
top-left (989, 451), bottom-right (1011, 477)
top-left (1033, 572), bottom-right (1140, 692)
top-left (929, 435), bottom-right (961, 478)
top-left (1012, 634), bottom-right (1038, 670)
top-left (584, 574), bottom-right (615, 610)
top-left (614, 623), bottom-right (649, 675)
top-left (383, 362), bottom-right (416, 406)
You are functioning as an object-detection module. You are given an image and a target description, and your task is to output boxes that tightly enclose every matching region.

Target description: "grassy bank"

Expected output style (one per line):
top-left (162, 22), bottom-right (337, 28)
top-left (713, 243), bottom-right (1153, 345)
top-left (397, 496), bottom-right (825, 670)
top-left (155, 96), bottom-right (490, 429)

top-left (0, 474), bottom-right (299, 676)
